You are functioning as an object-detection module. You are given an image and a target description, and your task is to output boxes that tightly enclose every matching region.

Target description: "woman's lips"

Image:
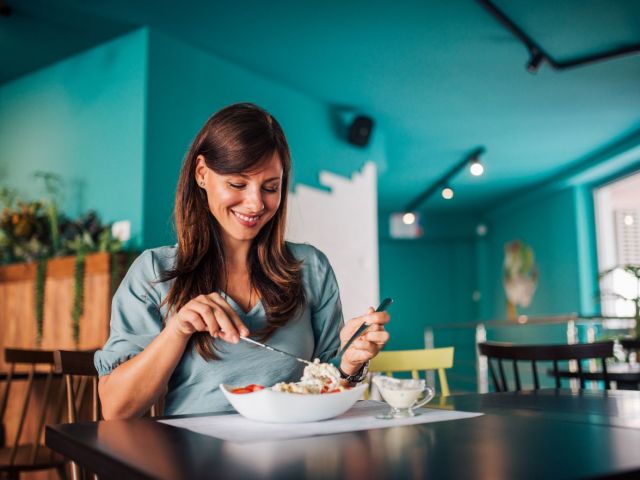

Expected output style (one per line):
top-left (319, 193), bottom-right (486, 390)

top-left (232, 210), bottom-right (261, 227)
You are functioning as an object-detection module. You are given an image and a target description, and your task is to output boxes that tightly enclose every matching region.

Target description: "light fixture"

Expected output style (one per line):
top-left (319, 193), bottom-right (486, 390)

top-left (404, 146), bottom-right (486, 212)
top-left (478, 0), bottom-right (640, 72)
top-left (402, 212), bottom-right (416, 225)
top-left (624, 214), bottom-right (634, 226)
top-left (526, 49), bottom-right (545, 74)
top-left (469, 157), bottom-right (484, 176)
top-left (390, 212), bottom-right (422, 239)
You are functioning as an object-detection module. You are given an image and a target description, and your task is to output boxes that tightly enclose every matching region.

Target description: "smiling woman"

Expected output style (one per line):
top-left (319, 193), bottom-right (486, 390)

top-left (94, 103), bottom-right (391, 418)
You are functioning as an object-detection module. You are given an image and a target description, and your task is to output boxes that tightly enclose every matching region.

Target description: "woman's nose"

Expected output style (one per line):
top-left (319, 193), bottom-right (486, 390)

top-left (244, 187), bottom-right (265, 212)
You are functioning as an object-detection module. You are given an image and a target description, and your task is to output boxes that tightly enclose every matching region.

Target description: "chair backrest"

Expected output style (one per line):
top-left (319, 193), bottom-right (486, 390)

top-left (0, 348), bottom-right (63, 469)
top-left (620, 338), bottom-right (640, 355)
top-left (53, 350), bottom-right (100, 424)
top-left (53, 349), bottom-right (160, 423)
top-left (369, 347), bottom-right (454, 397)
top-left (478, 341), bottom-right (615, 392)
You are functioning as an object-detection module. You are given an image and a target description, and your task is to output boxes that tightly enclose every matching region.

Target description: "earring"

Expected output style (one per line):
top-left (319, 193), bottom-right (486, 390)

top-left (199, 180), bottom-right (205, 187)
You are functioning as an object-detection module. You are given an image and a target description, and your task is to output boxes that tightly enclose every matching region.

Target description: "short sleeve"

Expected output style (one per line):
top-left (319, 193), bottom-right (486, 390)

top-left (94, 250), bottom-right (164, 376)
top-left (308, 248), bottom-right (344, 363)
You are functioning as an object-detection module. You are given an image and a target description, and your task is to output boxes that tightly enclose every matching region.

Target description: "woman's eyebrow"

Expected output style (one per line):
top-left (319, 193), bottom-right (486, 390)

top-left (233, 174), bottom-right (280, 182)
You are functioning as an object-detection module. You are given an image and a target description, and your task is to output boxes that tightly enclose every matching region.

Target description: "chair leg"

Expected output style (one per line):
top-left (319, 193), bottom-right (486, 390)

top-left (68, 460), bottom-right (82, 480)
top-left (56, 464), bottom-right (69, 480)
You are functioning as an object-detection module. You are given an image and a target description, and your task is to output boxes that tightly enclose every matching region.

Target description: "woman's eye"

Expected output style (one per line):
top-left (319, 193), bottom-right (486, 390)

top-left (228, 182), bottom-right (245, 189)
top-left (263, 185), bottom-right (280, 193)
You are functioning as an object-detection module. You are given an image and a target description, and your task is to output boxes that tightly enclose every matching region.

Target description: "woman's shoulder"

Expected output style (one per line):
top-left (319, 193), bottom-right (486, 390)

top-left (285, 241), bottom-right (330, 267)
top-left (127, 245), bottom-right (177, 281)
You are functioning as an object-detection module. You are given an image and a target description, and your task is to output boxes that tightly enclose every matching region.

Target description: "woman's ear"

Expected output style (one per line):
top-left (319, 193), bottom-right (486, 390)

top-left (195, 155), bottom-right (207, 184)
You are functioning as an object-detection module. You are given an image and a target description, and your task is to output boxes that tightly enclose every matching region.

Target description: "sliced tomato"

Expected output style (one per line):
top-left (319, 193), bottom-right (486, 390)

top-left (231, 384), bottom-right (264, 394)
top-left (230, 387), bottom-right (252, 394)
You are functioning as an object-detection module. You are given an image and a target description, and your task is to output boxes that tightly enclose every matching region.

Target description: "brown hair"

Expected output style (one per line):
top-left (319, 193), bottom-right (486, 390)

top-left (161, 103), bottom-right (305, 360)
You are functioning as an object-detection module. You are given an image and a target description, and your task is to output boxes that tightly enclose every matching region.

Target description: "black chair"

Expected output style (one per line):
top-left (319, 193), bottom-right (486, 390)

top-left (620, 338), bottom-right (640, 358)
top-left (0, 348), bottom-right (66, 479)
top-left (478, 341), bottom-right (615, 392)
top-left (53, 349), bottom-right (161, 480)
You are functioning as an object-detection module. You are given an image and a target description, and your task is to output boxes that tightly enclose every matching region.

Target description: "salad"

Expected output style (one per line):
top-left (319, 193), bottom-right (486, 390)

top-left (230, 359), bottom-right (348, 395)
top-left (273, 359), bottom-right (347, 394)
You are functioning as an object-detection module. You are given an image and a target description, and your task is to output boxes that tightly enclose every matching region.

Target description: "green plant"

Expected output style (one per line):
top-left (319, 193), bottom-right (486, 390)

top-left (34, 171), bottom-right (63, 253)
top-left (71, 253), bottom-right (86, 348)
top-left (35, 258), bottom-right (47, 346)
top-left (0, 173), bottom-right (126, 346)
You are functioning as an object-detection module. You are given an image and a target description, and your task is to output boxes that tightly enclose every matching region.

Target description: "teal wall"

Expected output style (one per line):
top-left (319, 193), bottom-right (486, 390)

top-left (0, 30), bottom-right (147, 246)
top-left (482, 187), bottom-right (583, 322)
top-left (377, 186), bottom-right (603, 390)
top-left (378, 212), bottom-right (480, 348)
top-left (143, 30), bottom-right (383, 248)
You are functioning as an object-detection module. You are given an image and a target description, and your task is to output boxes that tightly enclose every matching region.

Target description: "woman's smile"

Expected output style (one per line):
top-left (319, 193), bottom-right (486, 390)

top-left (231, 209), bottom-right (262, 227)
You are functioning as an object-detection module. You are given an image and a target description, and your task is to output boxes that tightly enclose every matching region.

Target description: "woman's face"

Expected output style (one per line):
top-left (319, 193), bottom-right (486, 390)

top-left (196, 153), bottom-right (284, 248)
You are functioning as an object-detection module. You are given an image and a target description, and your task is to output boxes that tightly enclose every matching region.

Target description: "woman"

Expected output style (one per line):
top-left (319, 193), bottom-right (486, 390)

top-left (96, 103), bottom-right (390, 419)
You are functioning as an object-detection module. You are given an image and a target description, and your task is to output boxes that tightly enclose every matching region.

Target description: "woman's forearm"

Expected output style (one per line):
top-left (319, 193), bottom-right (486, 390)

top-left (98, 320), bottom-right (190, 419)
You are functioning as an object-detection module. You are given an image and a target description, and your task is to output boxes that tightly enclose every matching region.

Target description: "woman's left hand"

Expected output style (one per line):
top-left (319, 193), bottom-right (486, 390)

top-left (339, 307), bottom-right (390, 375)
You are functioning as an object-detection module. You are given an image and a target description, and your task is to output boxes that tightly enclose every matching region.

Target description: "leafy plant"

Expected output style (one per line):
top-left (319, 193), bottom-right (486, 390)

top-left (0, 173), bottom-right (126, 346)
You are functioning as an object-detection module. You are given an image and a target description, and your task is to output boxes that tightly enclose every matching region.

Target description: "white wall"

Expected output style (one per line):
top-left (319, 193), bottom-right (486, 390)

top-left (286, 162), bottom-right (379, 321)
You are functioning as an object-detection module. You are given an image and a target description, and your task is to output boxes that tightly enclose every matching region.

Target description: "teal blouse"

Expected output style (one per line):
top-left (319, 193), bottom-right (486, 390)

top-left (94, 242), bottom-right (344, 415)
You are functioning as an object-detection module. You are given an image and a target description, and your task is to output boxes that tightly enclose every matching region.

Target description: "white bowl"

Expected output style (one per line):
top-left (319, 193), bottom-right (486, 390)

top-left (220, 383), bottom-right (368, 423)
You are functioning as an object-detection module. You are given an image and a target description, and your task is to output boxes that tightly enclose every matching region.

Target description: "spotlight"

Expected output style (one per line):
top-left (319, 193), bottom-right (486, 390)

top-left (469, 158), bottom-right (484, 176)
top-left (390, 212), bottom-right (422, 239)
top-left (624, 215), bottom-right (634, 226)
top-left (526, 49), bottom-right (544, 74)
top-left (402, 212), bottom-right (416, 225)
top-left (441, 186), bottom-right (454, 200)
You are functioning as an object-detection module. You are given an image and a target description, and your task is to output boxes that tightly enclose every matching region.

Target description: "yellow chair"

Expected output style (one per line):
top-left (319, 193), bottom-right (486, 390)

top-left (369, 347), bottom-right (454, 397)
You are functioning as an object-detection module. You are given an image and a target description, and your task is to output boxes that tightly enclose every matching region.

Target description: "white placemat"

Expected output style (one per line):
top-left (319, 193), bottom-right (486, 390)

top-left (159, 400), bottom-right (483, 443)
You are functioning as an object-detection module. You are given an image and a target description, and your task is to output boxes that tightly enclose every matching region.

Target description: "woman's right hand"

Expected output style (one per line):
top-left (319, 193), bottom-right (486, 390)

top-left (167, 292), bottom-right (250, 343)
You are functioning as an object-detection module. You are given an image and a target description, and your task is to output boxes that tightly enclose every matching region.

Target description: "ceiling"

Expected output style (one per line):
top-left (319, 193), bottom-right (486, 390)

top-left (2, 0), bottom-right (640, 213)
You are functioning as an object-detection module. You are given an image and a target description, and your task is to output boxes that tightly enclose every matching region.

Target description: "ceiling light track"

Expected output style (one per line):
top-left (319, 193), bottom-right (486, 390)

top-left (477, 0), bottom-right (640, 73)
top-left (404, 147), bottom-right (485, 213)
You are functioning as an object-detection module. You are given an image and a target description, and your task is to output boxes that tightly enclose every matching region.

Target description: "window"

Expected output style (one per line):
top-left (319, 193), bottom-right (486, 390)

top-left (594, 171), bottom-right (640, 317)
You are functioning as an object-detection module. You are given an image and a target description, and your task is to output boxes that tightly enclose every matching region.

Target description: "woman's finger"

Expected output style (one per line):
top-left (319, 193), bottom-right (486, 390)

top-left (348, 339), bottom-right (379, 356)
top-left (198, 295), bottom-right (240, 343)
top-left (207, 293), bottom-right (250, 337)
top-left (180, 309), bottom-right (208, 334)
top-left (365, 330), bottom-right (389, 345)
top-left (189, 300), bottom-right (220, 337)
top-left (345, 347), bottom-right (375, 364)
top-left (361, 311), bottom-right (390, 326)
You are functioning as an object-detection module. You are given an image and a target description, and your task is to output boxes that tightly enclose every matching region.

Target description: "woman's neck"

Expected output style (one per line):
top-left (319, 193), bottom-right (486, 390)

top-left (221, 240), bottom-right (256, 312)
top-left (222, 238), bottom-right (251, 274)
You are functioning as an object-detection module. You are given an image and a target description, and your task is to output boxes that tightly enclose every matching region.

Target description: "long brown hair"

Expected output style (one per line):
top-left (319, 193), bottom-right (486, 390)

top-left (161, 103), bottom-right (305, 360)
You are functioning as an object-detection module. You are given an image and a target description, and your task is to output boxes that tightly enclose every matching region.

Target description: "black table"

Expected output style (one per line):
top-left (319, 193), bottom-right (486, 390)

top-left (46, 389), bottom-right (640, 480)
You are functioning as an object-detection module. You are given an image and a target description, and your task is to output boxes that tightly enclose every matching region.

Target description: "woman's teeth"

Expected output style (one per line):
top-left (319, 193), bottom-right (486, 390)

top-left (233, 211), bottom-right (259, 222)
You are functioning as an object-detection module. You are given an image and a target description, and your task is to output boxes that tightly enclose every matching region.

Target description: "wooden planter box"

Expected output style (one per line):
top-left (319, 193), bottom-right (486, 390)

top-left (0, 252), bottom-right (131, 371)
top-left (0, 252), bottom-right (134, 480)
